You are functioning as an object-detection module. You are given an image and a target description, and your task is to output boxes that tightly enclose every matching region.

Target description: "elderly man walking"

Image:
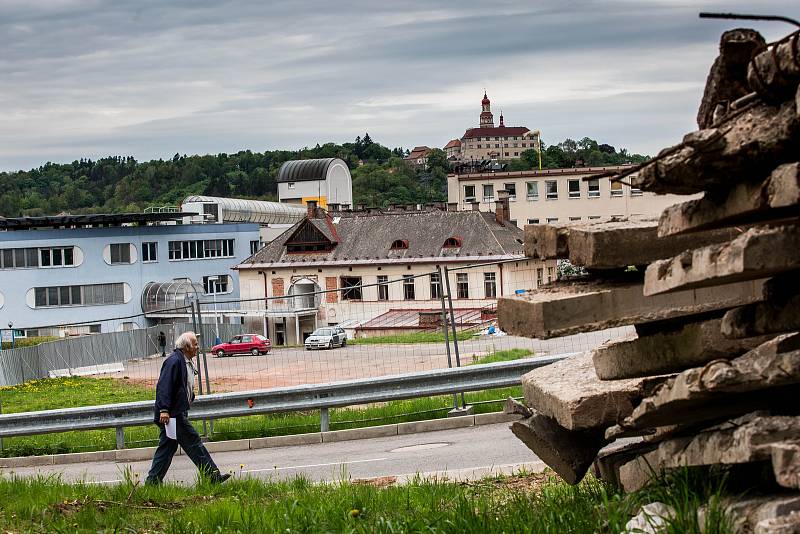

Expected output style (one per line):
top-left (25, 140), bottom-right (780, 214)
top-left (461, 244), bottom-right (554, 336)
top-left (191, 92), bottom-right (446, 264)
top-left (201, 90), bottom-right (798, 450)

top-left (146, 331), bottom-right (230, 485)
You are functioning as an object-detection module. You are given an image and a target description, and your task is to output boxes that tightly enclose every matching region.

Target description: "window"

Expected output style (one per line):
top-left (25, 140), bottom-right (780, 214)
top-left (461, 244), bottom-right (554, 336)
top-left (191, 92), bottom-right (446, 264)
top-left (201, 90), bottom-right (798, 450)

top-left (548, 267), bottom-right (555, 282)
top-left (484, 272), bottom-right (497, 298)
top-left (40, 247), bottom-right (74, 268)
top-left (403, 275), bottom-right (415, 300)
top-left (0, 247), bottom-right (41, 269)
top-left (203, 275), bottom-right (230, 294)
top-left (610, 180), bottom-right (623, 197)
top-left (168, 239), bottom-right (235, 260)
top-left (527, 218), bottom-right (540, 224)
top-left (588, 179), bottom-right (600, 198)
top-left (630, 187), bottom-right (643, 197)
top-left (546, 218), bottom-right (559, 223)
top-left (504, 152), bottom-right (509, 156)
top-left (504, 183), bottom-right (516, 200)
top-left (483, 184), bottom-right (494, 202)
top-left (340, 276), bottom-right (362, 300)
top-left (377, 275), bottom-right (389, 301)
top-left (443, 237), bottom-right (461, 248)
top-left (430, 272), bottom-right (442, 300)
top-left (569, 217), bottom-right (581, 221)
top-left (288, 182), bottom-right (296, 189)
top-left (110, 243), bottom-right (131, 264)
top-left (456, 273), bottom-right (469, 299)
top-left (464, 185), bottom-right (476, 202)
top-left (477, 144), bottom-right (482, 149)
top-left (536, 268), bottom-right (544, 286)
top-left (588, 215), bottom-right (601, 220)
top-left (545, 180), bottom-right (558, 200)
top-left (526, 182), bottom-right (539, 200)
top-left (202, 203), bottom-right (219, 222)
top-left (568, 179), bottom-right (581, 199)
top-left (250, 240), bottom-right (260, 255)
top-left (142, 242), bottom-right (157, 263)
top-left (390, 239), bottom-right (409, 250)
top-left (33, 283), bottom-right (125, 308)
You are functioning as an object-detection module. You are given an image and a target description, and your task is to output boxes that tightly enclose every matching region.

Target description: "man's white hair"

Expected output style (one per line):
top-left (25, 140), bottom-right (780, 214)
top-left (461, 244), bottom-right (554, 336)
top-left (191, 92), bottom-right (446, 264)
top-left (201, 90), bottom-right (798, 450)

top-left (175, 331), bottom-right (197, 351)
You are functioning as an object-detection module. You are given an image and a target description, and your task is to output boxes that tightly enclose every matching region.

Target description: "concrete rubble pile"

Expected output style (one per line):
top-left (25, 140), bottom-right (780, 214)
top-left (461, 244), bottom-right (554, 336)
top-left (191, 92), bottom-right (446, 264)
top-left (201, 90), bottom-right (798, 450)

top-left (499, 27), bottom-right (800, 532)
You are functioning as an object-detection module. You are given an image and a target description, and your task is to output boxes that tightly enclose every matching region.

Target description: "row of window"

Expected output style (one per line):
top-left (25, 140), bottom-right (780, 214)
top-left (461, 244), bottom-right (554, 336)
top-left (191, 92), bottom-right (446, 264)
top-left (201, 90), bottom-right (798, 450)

top-left (469, 135), bottom-right (536, 142)
top-left (465, 180), bottom-right (641, 203)
top-left (0, 246), bottom-right (75, 270)
top-left (527, 215), bottom-right (606, 224)
top-left (167, 239), bottom-right (235, 260)
top-left (34, 283), bottom-right (125, 308)
top-left (337, 272), bottom-right (498, 302)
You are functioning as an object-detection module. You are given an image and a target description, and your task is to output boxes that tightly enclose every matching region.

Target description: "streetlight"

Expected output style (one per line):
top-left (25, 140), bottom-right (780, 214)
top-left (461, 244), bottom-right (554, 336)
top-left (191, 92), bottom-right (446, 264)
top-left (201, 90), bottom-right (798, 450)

top-left (7, 322), bottom-right (14, 350)
top-left (206, 276), bottom-right (221, 345)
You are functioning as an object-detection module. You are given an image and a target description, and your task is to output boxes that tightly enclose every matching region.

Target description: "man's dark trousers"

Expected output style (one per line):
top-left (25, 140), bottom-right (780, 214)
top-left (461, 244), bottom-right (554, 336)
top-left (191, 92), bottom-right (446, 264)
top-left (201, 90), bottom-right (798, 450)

top-left (146, 414), bottom-right (220, 484)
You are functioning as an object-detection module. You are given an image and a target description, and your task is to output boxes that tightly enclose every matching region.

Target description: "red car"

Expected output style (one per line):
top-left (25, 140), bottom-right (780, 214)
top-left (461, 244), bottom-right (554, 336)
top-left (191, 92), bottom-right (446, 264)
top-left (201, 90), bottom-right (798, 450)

top-left (211, 334), bottom-right (271, 357)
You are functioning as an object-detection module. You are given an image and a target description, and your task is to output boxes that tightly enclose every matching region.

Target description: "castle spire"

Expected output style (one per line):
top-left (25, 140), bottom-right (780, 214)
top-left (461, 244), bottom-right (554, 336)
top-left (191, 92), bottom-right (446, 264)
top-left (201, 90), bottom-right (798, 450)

top-left (479, 90), bottom-right (494, 128)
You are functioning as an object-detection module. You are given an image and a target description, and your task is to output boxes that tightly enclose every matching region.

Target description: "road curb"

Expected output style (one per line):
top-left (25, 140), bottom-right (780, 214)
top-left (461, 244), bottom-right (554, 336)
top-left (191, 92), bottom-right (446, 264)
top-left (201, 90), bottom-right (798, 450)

top-left (0, 412), bottom-right (522, 469)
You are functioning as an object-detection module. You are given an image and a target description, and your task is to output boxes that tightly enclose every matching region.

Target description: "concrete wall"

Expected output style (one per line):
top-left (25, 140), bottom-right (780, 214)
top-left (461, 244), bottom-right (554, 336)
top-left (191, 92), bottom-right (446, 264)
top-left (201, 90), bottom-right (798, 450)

top-left (0, 223), bottom-right (259, 333)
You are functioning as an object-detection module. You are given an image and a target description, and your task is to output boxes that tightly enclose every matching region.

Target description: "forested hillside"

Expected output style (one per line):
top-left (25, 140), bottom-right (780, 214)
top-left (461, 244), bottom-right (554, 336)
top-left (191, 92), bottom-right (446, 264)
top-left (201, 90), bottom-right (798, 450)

top-left (0, 135), bottom-right (646, 217)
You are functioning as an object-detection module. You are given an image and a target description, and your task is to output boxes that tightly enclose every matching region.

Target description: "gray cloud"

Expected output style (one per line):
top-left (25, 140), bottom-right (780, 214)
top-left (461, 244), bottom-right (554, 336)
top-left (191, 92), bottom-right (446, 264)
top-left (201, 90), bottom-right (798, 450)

top-left (1, 0), bottom-right (798, 170)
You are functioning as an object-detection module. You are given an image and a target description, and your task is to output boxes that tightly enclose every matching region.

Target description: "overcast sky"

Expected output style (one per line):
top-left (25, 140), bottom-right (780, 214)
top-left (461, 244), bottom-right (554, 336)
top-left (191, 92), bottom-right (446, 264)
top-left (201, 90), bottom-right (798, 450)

top-left (1, 0), bottom-right (798, 171)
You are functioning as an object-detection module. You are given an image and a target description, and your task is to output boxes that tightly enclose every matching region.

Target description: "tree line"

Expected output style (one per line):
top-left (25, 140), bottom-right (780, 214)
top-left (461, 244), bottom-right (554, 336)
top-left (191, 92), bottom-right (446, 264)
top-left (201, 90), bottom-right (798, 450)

top-left (0, 135), bottom-right (647, 217)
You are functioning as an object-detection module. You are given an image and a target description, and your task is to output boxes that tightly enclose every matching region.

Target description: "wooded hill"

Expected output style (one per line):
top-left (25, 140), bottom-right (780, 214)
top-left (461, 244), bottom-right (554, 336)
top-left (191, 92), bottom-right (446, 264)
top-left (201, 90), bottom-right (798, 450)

top-left (0, 135), bottom-right (647, 217)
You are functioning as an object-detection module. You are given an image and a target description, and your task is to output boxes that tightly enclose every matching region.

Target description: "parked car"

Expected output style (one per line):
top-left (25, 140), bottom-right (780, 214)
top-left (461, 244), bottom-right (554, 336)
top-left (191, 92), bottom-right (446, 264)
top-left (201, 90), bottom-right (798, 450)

top-left (211, 334), bottom-right (271, 357)
top-left (332, 326), bottom-right (347, 347)
top-left (305, 327), bottom-right (345, 350)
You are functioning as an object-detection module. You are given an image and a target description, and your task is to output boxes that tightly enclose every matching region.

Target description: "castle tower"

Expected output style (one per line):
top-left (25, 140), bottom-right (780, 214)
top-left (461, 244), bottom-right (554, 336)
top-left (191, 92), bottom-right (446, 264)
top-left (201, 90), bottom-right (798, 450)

top-left (479, 91), bottom-right (494, 128)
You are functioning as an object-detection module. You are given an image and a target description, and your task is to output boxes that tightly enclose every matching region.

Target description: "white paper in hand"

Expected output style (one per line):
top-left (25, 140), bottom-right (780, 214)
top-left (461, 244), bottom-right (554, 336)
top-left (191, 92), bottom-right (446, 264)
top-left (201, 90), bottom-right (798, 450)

top-left (165, 418), bottom-right (177, 440)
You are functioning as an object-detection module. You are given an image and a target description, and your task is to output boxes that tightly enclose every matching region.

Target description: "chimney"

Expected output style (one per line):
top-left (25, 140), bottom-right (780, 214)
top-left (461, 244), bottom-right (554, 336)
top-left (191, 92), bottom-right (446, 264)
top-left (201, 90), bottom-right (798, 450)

top-left (357, 203), bottom-right (366, 211)
top-left (306, 199), bottom-right (318, 219)
top-left (341, 203), bottom-right (351, 211)
top-left (447, 202), bottom-right (458, 212)
top-left (328, 203), bottom-right (340, 212)
top-left (495, 189), bottom-right (510, 225)
top-left (470, 200), bottom-right (480, 212)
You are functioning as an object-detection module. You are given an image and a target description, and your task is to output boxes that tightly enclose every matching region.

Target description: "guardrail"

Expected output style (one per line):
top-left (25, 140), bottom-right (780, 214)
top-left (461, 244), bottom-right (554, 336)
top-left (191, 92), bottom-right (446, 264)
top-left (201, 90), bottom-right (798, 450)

top-left (0, 354), bottom-right (570, 449)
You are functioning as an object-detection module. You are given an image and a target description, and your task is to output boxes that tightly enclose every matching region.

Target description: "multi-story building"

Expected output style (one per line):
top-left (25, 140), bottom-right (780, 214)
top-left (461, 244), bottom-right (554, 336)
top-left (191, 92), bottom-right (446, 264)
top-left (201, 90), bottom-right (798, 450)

top-left (447, 166), bottom-right (691, 226)
top-left (236, 201), bottom-right (556, 345)
top-left (0, 213), bottom-right (259, 336)
top-left (404, 146), bottom-right (432, 168)
top-left (446, 92), bottom-right (541, 163)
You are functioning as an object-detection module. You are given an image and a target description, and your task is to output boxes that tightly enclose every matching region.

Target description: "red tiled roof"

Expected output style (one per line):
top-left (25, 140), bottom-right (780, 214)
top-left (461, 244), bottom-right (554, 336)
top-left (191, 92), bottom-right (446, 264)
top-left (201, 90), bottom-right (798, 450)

top-left (405, 146), bottom-right (431, 160)
top-left (443, 139), bottom-right (461, 149)
top-left (461, 126), bottom-right (531, 139)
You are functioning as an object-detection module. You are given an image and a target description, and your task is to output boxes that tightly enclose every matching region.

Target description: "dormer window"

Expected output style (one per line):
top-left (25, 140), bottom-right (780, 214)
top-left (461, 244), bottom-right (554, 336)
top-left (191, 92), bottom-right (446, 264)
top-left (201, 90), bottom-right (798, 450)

top-left (390, 239), bottom-right (409, 250)
top-left (443, 237), bottom-right (462, 248)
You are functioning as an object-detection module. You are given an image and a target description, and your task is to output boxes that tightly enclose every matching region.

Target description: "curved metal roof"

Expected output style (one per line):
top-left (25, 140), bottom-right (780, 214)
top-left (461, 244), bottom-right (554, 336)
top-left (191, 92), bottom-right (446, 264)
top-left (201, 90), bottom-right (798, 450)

top-left (277, 158), bottom-right (343, 183)
top-left (182, 195), bottom-right (306, 225)
top-left (141, 280), bottom-right (207, 314)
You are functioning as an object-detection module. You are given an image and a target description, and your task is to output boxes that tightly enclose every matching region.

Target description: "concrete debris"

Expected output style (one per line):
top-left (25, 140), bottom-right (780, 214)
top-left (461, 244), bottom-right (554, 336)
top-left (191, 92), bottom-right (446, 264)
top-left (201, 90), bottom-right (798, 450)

top-left (503, 397), bottom-right (532, 418)
top-left (521, 352), bottom-right (668, 431)
top-left (510, 410), bottom-right (606, 485)
top-left (755, 511), bottom-right (800, 533)
top-left (698, 29), bottom-right (766, 129)
top-left (699, 495), bottom-right (800, 534)
top-left (722, 292), bottom-right (800, 339)
top-left (643, 224), bottom-right (800, 296)
top-left (658, 162), bottom-right (800, 237)
top-left (621, 334), bottom-right (800, 430)
top-left (592, 318), bottom-right (770, 380)
top-left (592, 440), bottom-right (657, 489)
top-left (771, 442), bottom-right (800, 490)
top-left (633, 99), bottom-right (800, 195)
top-left (748, 34), bottom-right (800, 102)
top-left (498, 279), bottom-right (763, 339)
top-left (524, 218), bottom-right (739, 269)
top-left (622, 502), bottom-right (675, 534)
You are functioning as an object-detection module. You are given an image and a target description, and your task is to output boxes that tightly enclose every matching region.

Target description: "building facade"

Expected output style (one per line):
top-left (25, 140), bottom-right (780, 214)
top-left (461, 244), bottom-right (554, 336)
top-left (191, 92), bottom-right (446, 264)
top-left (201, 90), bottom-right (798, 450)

top-left (236, 202), bottom-right (556, 345)
top-left (0, 214), bottom-right (259, 336)
top-left (276, 158), bottom-right (353, 209)
top-left (447, 166), bottom-right (692, 226)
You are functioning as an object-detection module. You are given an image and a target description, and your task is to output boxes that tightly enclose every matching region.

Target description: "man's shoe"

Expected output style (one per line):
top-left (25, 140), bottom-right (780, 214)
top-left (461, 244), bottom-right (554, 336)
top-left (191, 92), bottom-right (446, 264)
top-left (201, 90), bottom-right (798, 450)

top-left (212, 473), bottom-right (231, 484)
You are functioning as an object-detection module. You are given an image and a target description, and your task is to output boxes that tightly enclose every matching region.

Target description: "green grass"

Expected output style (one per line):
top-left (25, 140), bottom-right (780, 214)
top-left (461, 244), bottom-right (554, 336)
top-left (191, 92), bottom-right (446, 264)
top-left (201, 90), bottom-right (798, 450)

top-left (471, 348), bottom-right (532, 365)
top-left (350, 329), bottom-right (476, 345)
top-left (1, 336), bottom-right (59, 350)
top-left (0, 467), bottom-right (733, 533)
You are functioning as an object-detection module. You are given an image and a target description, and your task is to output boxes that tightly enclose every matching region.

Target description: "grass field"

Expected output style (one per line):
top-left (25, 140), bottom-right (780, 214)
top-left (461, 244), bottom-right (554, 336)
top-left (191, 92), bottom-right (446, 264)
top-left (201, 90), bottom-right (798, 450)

top-left (0, 350), bottom-right (532, 457)
top-left (0, 467), bottom-right (733, 533)
top-left (350, 330), bottom-right (476, 345)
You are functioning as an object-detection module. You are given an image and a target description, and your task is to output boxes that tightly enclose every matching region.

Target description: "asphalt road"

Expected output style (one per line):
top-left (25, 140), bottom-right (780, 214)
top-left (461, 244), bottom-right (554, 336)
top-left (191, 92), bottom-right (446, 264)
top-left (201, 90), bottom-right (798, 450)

top-left (113, 327), bottom-right (632, 391)
top-left (1, 423), bottom-right (546, 485)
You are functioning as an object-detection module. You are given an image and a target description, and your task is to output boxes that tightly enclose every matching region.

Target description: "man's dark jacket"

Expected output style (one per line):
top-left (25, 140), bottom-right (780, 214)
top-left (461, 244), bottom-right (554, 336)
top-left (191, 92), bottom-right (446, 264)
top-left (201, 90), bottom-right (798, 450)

top-left (153, 349), bottom-right (195, 423)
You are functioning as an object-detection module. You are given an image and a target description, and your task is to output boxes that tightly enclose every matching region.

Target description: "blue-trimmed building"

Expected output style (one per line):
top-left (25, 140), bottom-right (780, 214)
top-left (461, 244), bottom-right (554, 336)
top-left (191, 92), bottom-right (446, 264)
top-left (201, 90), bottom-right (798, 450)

top-left (0, 213), bottom-right (259, 336)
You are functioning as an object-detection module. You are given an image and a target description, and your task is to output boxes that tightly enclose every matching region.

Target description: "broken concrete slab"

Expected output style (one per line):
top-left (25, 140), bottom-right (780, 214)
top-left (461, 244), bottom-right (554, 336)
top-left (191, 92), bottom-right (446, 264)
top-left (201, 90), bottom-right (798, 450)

top-left (772, 442), bottom-right (800, 490)
top-left (699, 495), bottom-right (800, 534)
top-left (698, 29), bottom-right (766, 129)
top-left (722, 292), bottom-right (800, 338)
top-left (644, 224), bottom-right (800, 296)
top-left (632, 99), bottom-right (800, 195)
top-left (621, 333), bottom-right (800, 430)
top-left (524, 218), bottom-right (739, 269)
top-left (591, 440), bottom-right (657, 488)
top-left (658, 162), bottom-right (800, 237)
top-left (521, 351), bottom-right (667, 431)
top-left (756, 512), bottom-right (800, 533)
top-left (510, 410), bottom-right (606, 485)
top-left (498, 278), bottom-right (763, 339)
top-left (748, 34), bottom-right (800, 102)
top-left (592, 318), bottom-right (771, 379)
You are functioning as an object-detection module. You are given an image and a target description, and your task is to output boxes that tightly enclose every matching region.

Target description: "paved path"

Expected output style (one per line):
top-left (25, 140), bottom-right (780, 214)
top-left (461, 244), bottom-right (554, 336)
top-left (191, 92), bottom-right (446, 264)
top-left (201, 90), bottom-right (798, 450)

top-left (1, 423), bottom-right (546, 485)
top-left (112, 327), bottom-right (632, 392)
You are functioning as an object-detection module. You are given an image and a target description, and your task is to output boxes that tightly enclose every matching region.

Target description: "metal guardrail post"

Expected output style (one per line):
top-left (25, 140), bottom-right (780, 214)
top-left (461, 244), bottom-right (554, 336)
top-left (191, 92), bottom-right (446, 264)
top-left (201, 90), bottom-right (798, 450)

top-left (115, 427), bottom-right (125, 450)
top-left (436, 266), bottom-right (459, 410)
top-left (320, 407), bottom-right (329, 432)
top-left (443, 266), bottom-right (467, 409)
top-left (191, 302), bottom-right (209, 438)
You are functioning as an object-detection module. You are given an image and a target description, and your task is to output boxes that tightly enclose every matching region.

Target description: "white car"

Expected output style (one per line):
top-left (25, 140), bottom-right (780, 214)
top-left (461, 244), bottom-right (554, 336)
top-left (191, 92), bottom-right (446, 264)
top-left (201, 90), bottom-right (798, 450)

top-left (305, 327), bottom-right (345, 350)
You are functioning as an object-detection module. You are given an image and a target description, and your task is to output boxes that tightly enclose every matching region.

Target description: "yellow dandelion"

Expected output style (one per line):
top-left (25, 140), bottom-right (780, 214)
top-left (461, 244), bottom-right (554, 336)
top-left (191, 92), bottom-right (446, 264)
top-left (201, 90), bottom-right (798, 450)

top-left (349, 509), bottom-right (360, 518)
